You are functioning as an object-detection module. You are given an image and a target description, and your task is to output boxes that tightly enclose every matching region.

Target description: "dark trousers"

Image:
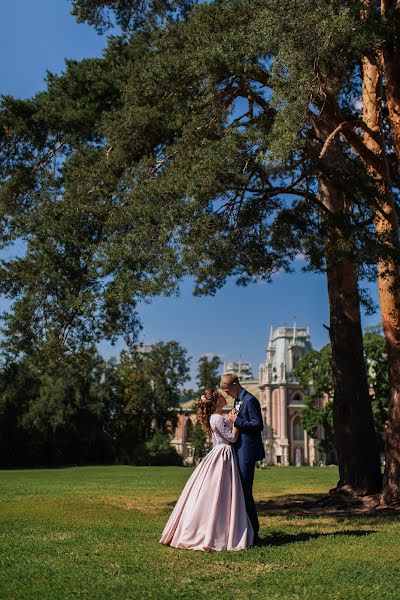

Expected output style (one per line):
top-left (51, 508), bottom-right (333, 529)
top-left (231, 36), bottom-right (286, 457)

top-left (237, 454), bottom-right (259, 536)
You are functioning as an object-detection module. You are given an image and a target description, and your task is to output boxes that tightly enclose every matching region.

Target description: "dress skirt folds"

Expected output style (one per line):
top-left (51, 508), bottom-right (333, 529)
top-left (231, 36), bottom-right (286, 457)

top-left (159, 442), bottom-right (253, 551)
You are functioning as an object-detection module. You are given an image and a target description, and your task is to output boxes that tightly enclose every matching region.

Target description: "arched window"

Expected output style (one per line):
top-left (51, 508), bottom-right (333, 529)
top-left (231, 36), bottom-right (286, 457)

top-left (184, 419), bottom-right (194, 443)
top-left (291, 392), bottom-right (303, 404)
top-left (293, 416), bottom-right (304, 441)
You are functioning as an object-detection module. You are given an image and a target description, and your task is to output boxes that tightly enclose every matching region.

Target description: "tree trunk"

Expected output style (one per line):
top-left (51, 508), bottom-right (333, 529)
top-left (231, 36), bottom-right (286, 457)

top-left (378, 257), bottom-right (400, 503)
top-left (381, 0), bottom-right (400, 167)
top-left (383, 52), bottom-right (400, 166)
top-left (324, 228), bottom-right (382, 493)
top-left (321, 195), bottom-right (381, 493)
top-left (361, 51), bottom-right (400, 502)
top-left (313, 115), bottom-right (382, 494)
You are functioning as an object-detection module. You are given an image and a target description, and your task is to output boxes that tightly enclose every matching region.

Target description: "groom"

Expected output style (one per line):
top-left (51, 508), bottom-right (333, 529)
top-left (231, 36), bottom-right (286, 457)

top-left (220, 373), bottom-right (265, 545)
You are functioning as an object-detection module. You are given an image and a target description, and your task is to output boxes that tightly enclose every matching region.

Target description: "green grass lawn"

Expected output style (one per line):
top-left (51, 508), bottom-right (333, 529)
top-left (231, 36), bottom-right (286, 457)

top-left (1, 465), bottom-right (399, 599)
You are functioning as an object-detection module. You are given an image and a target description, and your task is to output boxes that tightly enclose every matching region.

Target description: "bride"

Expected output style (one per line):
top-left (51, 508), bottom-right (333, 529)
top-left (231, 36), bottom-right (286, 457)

top-left (159, 388), bottom-right (254, 551)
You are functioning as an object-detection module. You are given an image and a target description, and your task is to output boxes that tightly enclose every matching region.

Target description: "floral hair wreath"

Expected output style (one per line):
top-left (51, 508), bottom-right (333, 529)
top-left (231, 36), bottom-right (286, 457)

top-left (200, 394), bottom-right (214, 403)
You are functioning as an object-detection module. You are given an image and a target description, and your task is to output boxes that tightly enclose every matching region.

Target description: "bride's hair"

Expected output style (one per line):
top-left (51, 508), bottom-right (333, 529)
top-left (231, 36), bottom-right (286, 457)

top-left (197, 388), bottom-right (219, 435)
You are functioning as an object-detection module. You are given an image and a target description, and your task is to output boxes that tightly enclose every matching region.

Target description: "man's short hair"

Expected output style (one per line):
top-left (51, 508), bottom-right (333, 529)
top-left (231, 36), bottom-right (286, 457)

top-left (220, 373), bottom-right (239, 387)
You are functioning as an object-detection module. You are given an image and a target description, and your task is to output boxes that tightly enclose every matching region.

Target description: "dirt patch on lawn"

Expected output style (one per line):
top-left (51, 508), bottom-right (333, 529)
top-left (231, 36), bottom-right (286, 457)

top-left (101, 494), bottom-right (169, 514)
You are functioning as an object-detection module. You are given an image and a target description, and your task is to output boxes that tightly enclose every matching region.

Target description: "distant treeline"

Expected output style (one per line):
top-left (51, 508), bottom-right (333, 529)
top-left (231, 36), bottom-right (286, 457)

top-left (0, 342), bottom-right (191, 468)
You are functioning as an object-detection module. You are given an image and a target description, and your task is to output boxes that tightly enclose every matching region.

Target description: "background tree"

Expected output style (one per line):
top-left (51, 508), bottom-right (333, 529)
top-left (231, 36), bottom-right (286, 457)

top-left (363, 332), bottom-right (390, 436)
top-left (296, 345), bottom-right (335, 457)
top-left (0, 340), bottom-right (189, 467)
top-left (0, 358), bottom-right (41, 467)
top-left (196, 354), bottom-right (222, 392)
top-left (142, 341), bottom-right (190, 431)
top-left (108, 341), bottom-right (189, 460)
top-left (0, 40), bottom-right (172, 363)
top-left (297, 333), bottom-right (389, 460)
top-left (145, 431), bottom-right (182, 466)
top-left (0, 350), bottom-right (112, 467)
top-left (189, 422), bottom-right (208, 461)
top-left (110, 351), bottom-right (156, 463)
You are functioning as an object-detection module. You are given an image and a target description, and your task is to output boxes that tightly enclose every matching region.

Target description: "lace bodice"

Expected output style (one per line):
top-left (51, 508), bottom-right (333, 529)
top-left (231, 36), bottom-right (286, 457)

top-left (210, 413), bottom-right (236, 446)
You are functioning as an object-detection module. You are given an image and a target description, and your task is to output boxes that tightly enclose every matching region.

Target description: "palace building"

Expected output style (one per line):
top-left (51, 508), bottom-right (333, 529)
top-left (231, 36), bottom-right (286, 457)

top-left (172, 324), bottom-right (328, 466)
top-left (259, 324), bottom-right (323, 466)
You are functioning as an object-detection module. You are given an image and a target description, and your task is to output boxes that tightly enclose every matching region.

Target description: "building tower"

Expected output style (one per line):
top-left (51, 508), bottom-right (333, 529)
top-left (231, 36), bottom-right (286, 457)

top-left (259, 323), bottom-right (317, 466)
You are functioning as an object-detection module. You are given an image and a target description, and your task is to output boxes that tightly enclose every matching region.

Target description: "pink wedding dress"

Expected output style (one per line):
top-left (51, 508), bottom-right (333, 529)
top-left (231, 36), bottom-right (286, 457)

top-left (159, 413), bottom-right (254, 551)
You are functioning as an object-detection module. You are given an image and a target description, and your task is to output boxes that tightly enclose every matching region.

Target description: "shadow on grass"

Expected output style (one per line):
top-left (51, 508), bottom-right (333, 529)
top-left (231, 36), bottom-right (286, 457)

top-left (165, 493), bottom-right (400, 521)
top-left (255, 494), bottom-right (400, 519)
top-left (258, 528), bottom-right (377, 547)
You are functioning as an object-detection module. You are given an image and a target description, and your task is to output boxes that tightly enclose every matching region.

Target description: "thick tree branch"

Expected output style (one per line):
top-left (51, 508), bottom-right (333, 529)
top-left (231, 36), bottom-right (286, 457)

top-left (318, 119), bottom-right (377, 159)
top-left (313, 97), bottom-right (384, 175)
top-left (244, 65), bottom-right (270, 87)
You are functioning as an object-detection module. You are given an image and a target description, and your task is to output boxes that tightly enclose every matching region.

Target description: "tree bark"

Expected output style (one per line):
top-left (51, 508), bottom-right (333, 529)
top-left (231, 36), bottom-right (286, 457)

top-left (312, 116), bottom-right (382, 494)
top-left (383, 52), bottom-right (400, 166)
top-left (361, 49), bottom-right (400, 502)
top-left (381, 0), bottom-right (400, 167)
top-left (324, 217), bottom-right (382, 493)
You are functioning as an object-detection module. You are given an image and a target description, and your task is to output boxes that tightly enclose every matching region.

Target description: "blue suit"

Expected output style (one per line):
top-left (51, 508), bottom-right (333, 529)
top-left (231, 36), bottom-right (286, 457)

top-left (234, 388), bottom-right (265, 537)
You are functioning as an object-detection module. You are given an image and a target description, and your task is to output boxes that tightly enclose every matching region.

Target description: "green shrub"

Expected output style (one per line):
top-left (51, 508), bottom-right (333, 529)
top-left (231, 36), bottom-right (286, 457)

top-left (145, 432), bottom-right (182, 466)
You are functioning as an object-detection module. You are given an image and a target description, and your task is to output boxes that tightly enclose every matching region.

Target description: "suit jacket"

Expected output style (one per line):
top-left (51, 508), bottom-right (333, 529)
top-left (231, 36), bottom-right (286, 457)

top-left (234, 388), bottom-right (265, 462)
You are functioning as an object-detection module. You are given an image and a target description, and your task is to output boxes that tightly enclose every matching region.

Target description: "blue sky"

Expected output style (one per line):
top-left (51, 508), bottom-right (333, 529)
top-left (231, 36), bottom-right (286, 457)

top-left (0, 1), bottom-right (381, 384)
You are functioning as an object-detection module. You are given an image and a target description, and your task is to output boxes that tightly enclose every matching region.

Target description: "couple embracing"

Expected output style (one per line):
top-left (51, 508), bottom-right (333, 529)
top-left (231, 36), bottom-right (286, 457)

top-left (160, 373), bottom-right (265, 551)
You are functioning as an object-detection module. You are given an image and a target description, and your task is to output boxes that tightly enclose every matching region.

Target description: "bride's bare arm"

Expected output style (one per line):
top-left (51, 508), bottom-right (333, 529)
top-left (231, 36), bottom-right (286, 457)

top-left (232, 426), bottom-right (240, 443)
